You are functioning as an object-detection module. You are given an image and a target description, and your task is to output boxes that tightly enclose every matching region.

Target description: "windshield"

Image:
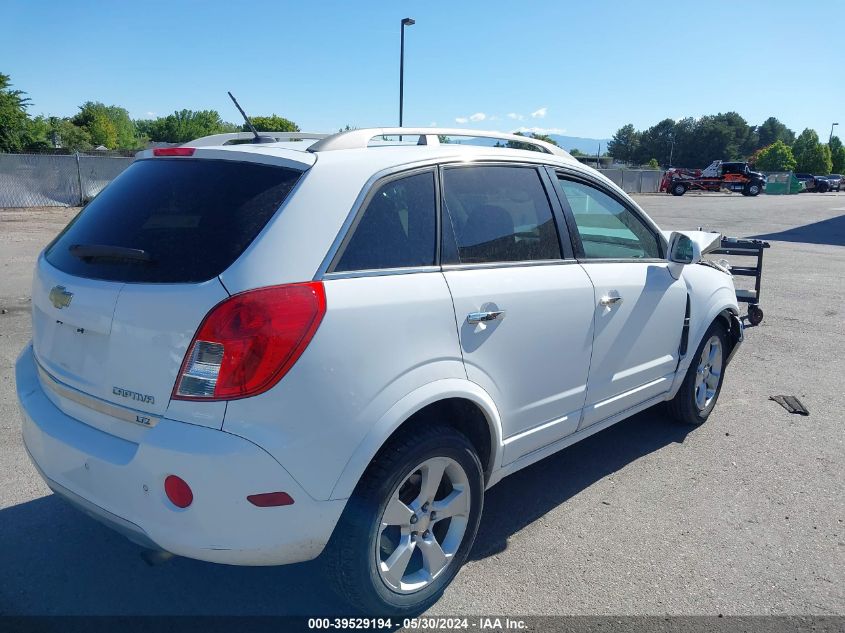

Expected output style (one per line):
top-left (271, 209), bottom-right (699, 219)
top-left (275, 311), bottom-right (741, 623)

top-left (45, 158), bottom-right (302, 283)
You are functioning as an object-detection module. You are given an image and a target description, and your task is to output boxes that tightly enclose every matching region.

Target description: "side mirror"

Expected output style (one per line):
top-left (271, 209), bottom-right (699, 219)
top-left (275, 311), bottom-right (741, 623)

top-left (667, 232), bottom-right (701, 265)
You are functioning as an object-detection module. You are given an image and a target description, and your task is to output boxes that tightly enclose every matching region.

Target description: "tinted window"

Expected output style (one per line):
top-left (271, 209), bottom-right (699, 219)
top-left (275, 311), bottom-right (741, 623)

top-left (556, 178), bottom-right (661, 259)
top-left (45, 159), bottom-right (301, 283)
top-left (334, 171), bottom-right (436, 272)
top-left (442, 166), bottom-right (561, 264)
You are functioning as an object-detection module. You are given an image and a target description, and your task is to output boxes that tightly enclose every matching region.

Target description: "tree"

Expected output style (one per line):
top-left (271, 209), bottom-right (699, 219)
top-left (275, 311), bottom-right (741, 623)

top-left (693, 112), bottom-right (752, 164)
top-left (757, 117), bottom-right (795, 148)
top-left (607, 123), bottom-right (639, 165)
top-left (25, 116), bottom-right (92, 152)
top-left (646, 158), bottom-right (659, 169)
top-left (244, 115), bottom-right (299, 132)
top-left (798, 143), bottom-right (832, 174)
top-left (72, 101), bottom-right (140, 149)
top-left (751, 140), bottom-right (797, 172)
top-left (0, 72), bottom-right (32, 152)
top-left (634, 118), bottom-right (675, 166)
top-left (793, 128), bottom-right (832, 174)
top-left (136, 110), bottom-right (238, 143)
top-left (505, 131), bottom-right (558, 152)
top-left (829, 136), bottom-right (845, 173)
top-left (525, 132), bottom-right (558, 146)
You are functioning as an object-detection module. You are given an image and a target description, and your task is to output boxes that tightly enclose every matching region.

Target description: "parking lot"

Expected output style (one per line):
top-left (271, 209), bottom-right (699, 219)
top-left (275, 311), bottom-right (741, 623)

top-left (0, 193), bottom-right (843, 616)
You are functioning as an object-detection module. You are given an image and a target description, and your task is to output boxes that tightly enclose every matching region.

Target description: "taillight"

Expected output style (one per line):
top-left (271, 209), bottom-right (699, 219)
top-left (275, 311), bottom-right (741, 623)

top-left (153, 147), bottom-right (195, 157)
top-left (173, 282), bottom-right (326, 401)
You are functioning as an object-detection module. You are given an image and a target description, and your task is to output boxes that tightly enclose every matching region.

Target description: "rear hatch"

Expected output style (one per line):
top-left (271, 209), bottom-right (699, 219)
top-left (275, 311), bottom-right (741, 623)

top-left (33, 154), bottom-right (306, 427)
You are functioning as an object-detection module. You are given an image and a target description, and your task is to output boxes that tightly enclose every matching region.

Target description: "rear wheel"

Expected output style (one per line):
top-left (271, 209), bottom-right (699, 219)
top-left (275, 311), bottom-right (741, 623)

top-left (324, 425), bottom-right (484, 615)
top-left (671, 182), bottom-right (687, 196)
top-left (667, 321), bottom-right (728, 426)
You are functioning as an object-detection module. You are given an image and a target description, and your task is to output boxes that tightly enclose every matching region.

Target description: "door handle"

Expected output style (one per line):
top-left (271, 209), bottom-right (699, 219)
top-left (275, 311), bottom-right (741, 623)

top-left (599, 295), bottom-right (623, 307)
top-left (467, 310), bottom-right (505, 324)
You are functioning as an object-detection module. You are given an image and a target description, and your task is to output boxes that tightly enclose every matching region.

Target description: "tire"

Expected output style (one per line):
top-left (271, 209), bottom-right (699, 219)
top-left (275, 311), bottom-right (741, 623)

top-left (671, 182), bottom-right (687, 196)
top-left (745, 182), bottom-right (761, 196)
top-left (324, 424), bottom-right (484, 615)
top-left (667, 320), bottom-right (728, 426)
top-left (817, 181), bottom-right (829, 193)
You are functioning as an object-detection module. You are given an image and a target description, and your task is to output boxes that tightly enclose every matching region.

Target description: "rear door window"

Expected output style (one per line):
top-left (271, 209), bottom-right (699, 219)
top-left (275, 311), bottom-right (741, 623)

top-left (333, 170), bottom-right (436, 272)
top-left (441, 165), bottom-right (562, 264)
top-left (45, 158), bottom-right (302, 283)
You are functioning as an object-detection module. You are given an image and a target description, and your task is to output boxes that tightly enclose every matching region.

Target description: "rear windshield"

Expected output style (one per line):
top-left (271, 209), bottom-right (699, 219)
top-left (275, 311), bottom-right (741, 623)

top-left (45, 158), bottom-right (302, 283)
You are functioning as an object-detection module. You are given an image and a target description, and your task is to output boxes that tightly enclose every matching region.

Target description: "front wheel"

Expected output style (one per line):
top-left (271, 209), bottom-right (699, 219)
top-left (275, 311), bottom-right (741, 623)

top-left (671, 182), bottom-right (687, 196)
top-left (324, 425), bottom-right (484, 615)
top-left (745, 182), bottom-right (761, 196)
top-left (667, 321), bottom-right (728, 425)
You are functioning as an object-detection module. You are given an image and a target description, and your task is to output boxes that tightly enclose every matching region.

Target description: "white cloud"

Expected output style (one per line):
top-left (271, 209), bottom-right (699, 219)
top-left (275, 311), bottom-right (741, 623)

top-left (144, 111), bottom-right (157, 117)
top-left (429, 121), bottom-right (437, 127)
top-left (469, 112), bottom-right (486, 122)
top-left (514, 126), bottom-right (566, 135)
top-left (507, 112), bottom-right (524, 120)
top-left (455, 117), bottom-right (468, 124)
top-left (488, 115), bottom-right (500, 122)
top-left (531, 107), bottom-right (548, 119)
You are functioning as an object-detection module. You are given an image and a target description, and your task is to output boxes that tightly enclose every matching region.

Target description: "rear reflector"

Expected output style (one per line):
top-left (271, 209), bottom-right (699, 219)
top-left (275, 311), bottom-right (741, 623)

top-left (164, 475), bottom-right (193, 508)
top-left (153, 147), bottom-right (196, 157)
top-left (247, 492), bottom-right (295, 507)
top-left (173, 282), bottom-right (326, 401)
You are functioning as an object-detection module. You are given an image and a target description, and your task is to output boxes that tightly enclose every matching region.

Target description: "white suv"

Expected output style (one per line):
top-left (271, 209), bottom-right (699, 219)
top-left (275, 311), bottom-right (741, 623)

top-left (16, 128), bottom-right (743, 614)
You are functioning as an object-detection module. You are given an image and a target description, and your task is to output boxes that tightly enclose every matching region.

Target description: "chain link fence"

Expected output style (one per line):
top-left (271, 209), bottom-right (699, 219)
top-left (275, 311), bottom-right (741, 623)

top-left (0, 153), bottom-right (134, 207)
top-left (0, 153), bottom-right (664, 208)
top-left (597, 168), bottom-right (662, 194)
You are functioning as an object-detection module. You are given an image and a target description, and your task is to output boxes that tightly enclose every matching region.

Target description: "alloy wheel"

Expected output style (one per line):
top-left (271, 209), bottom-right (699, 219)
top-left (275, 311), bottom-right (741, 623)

top-left (694, 335), bottom-right (723, 412)
top-left (375, 456), bottom-right (471, 594)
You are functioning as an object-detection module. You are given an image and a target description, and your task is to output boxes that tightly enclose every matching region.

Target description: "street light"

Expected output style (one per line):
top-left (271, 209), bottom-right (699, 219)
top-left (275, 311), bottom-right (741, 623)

top-left (830, 122), bottom-right (839, 144)
top-left (399, 17), bottom-right (415, 129)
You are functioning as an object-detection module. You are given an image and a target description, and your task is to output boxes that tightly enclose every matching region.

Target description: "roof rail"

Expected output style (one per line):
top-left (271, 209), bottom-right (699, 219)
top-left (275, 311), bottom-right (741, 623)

top-left (307, 127), bottom-right (570, 157)
top-left (183, 131), bottom-right (329, 148)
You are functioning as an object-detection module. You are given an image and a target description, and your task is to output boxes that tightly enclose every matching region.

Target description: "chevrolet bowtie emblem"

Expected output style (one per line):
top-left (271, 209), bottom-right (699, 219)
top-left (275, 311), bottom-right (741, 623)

top-left (49, 285), bottom-right (74, 310)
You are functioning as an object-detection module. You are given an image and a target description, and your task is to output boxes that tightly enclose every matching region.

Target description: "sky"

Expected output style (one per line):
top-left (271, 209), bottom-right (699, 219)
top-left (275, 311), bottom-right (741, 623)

top-left (2, 0), bottom-right (843, 140)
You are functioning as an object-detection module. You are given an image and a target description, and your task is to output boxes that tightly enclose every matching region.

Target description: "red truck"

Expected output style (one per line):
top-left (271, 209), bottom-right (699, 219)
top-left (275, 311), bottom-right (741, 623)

top-left (660, 161), bottom-right (766, 196)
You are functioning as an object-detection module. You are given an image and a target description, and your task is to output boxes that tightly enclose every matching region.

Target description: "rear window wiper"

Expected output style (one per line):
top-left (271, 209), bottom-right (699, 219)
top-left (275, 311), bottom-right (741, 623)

top-left (69, 244), bottom-right (154, 263)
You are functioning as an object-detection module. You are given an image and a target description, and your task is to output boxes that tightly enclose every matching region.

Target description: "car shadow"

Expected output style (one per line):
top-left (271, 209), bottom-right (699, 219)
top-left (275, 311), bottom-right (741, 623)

top-left (0, 406), bottom-right (691, 616)
top-left (469, 406), bottom-right (691, 560)
top-left (751, 213), bottom-right (845, 247)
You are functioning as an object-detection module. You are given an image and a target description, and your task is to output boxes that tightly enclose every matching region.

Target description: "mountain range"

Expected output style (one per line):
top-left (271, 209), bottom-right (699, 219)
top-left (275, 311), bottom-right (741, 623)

top-left (548, 134), bottom-right (612, 155)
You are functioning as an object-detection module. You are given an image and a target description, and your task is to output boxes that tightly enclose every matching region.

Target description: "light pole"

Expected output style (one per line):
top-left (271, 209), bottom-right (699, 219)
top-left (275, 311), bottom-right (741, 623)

top-left (830, 122), bottom-right (839, 144)
top-left (399, 17), bottom-right (415, 129)
top-left (669, 134), bottom-right (675, 167)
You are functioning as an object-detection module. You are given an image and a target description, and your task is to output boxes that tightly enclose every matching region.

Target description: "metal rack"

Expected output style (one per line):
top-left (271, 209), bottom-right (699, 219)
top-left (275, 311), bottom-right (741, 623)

top-left (712, 237), bottom-right (771, 325)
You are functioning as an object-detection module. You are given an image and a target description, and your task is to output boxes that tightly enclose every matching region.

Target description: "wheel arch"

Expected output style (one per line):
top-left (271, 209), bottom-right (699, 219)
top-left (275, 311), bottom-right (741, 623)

top-left (328, 379), bottom-right (504, 500)
top-left (669, 268), bottom-right (742, 398)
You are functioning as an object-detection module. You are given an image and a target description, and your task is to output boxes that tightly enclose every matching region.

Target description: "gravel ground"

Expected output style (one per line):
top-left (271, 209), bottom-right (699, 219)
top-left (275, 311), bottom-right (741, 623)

top-left (0, 195), bottom-right (843, 617)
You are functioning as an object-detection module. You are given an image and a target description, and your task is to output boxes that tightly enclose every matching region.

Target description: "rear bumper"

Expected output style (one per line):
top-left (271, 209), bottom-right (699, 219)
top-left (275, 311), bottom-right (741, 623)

top-left (16, 344), bottom-right (345, 566)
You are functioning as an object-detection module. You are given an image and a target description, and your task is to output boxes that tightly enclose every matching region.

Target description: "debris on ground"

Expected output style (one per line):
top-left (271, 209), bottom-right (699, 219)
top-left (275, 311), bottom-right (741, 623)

top-left (769, 395), bottom-right (810, 416)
